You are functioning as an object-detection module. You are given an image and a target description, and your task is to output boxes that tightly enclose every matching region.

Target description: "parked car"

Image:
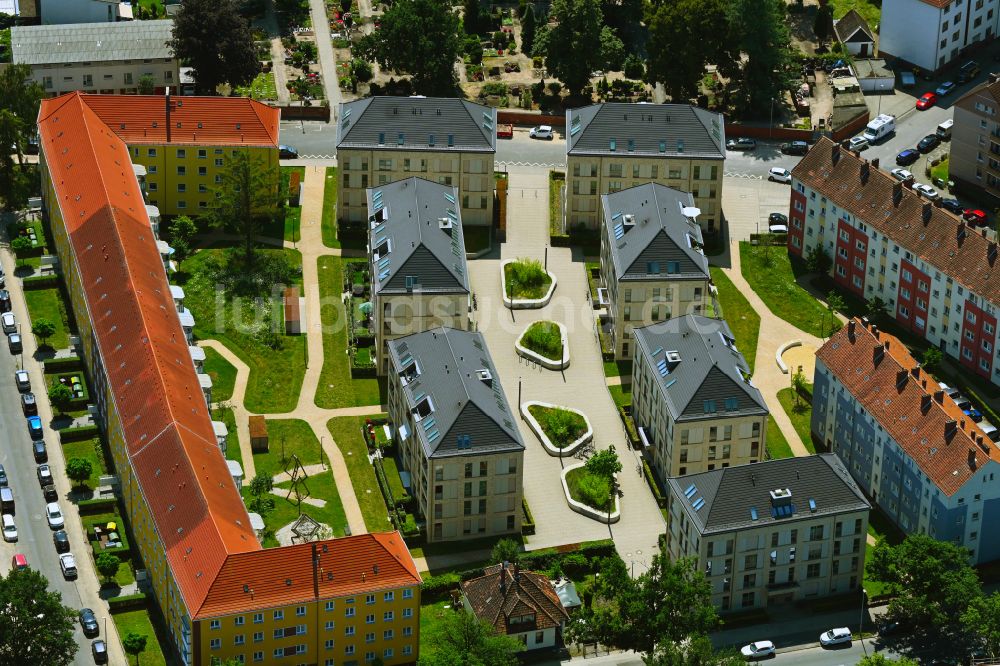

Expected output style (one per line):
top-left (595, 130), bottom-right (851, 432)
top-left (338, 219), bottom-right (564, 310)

top-left (45, 502), bottom-right (64, 530)
top-left (53, 529), bottom-right (69, 553)
top-left (1, 311), bottom-right (15, 334)
top-left (8, 332), bottom-right (21, 354)
top-left (32, 438), bottom-right (47, 463)
top-left (918, 134), bottom-right (941, 152)
top-left (14, 369), bottom-right (29, 392)
top-left (769, 223), bottom-right (788, 233)
top-left (942, 198), bottom-right (963, 214)
top-left (958, 60), bottom-right (981, 83)
top-left (953, 394), bottom-right (972, 410)
top-left (529, 125), bottom-right (554, 140)
top-left (0, 290), bottom-right (11, 313)
top-left (0, 465), bottom-right (7, 487)
top-left (964, 209), bottom-right (988, 225)
top-left (726, 137), bottom-right (757, 151)
top-left (80, 608), bottom-right (99, 638)
top-left (848, 135), bottom-right (869, 151)
top-left (92, 639), bottom-right (108, 664)
top-left (896, 149), bottom-right (920, 166)
top-left (768, 167), bottom-right (792, 183)
top-left (820, 627), bottom-right (852, 647)
top-left (20, 392), bottom-right (35, 416)
top-left (913, 183), bottom-right (939, 199)
top-left (936, 81), bottom-right (957, 95)
top-left (27, 416), bottom-right (43, 441)
top-left (917, 92), bottom-right (939, 109)
top-left (36, 464), bottom-right (51, 486)
top-left (42, 485), bottom-right (57, 502)
top-left (768, 212), bottom-right (788, 226)
top-left (780, 140), bottom-right (809, 155)
top-left (278, 145), bottom-right (298, 159)
top-left (890, 168), bottom-right (914, 182)
top-left (1, 487), bottom-right (13, 513)
top-left (59, 552), bottom-right (77, 579)
top-left (740, 641), bottom-right (775, 660)
top-left (2, 514), bottom-right (16, 542)
top-left (965, 407), bottom-right (984, 422)
top-left (11, 553), bottom-right (27, 570)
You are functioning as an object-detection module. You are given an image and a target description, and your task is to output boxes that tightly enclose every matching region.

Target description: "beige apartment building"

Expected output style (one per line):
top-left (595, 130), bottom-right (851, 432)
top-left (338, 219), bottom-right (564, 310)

top-left (564, 103), bottom-right (726, 232)
top-left (599, 183), bottom-right (711, 359)
top-left (949, 73), bottom-right (1000, 203)
top-left (337, 97), bottom-right (497, 226)
top-left (386, 328), bottom-right (524, 543)
top-left (369, 177), bottom-right (471, 374)
top-left (12, 20), bottom-right (178, 96)
top-left (665, 455), bottom-right (871, 611)
top-left (632, 315), bottom-right (768, 482)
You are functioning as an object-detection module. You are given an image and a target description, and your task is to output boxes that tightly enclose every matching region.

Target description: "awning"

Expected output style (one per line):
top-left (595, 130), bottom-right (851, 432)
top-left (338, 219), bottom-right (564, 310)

top-left (398, 424), bottom-right (410, 440)
top-left (188, 345), bottom-right (206, 362)
top-left (178, 308), bottom-right (195, 328)
top-left (638, 426), bottom-right (652, 449)
top-left (170, 285), bottom-right (185, 300)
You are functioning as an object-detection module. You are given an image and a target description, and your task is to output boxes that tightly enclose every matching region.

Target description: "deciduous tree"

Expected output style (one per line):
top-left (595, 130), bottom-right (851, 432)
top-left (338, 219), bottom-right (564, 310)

top-left (731, 0), bottom-right (794, 113)
top-left (422, 608), bottom-right (523, 666)
top-left (207, 151), bottom-right (279, 266)
top-left (167, 214), bottom-right (198, 260)
top-left (963, 591), bottom-right (1000, 659)
top-left (10, 236), bottom-right (31, 267)
top-left (169, 0), bottom-right (259, 95)
top-left (814, 2), bottom-right (834, 43)
top-left (643, 635), bottom-right (746, 666)
top-left (921, 347), bottom-right (943, 371)
top-left (122, 631), bottom-right (147, 665)
top-left (48, 382), bottom-right (74, 415)
top-left (489, 538), bottom-right (521, 565)
top-left (31, 318), bottom-right (56, 347)
top-left (137, 74), bottom-right (156, 95)
top-left (65, 457), bottom-right (93, 489)
top-left (538, 0), bottom-right (604, 95)
top-left (0, 567), bottom-right (78, 664)
top-left (95, 552), bottom-right (120, 585)
top-left (585, 445), bottom-right (622, 481)
top-left (858, 656), bottom-right (920, 666)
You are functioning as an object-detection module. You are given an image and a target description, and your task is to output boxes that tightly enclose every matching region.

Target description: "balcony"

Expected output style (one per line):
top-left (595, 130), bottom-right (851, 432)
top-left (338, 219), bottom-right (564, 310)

top-left (766, 580), bottom-right (799, 591)
top-left (188, 345), bottom-right (205, 372)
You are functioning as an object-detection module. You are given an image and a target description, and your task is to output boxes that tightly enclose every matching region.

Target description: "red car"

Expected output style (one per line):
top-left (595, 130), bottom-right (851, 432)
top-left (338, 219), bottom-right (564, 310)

top-left (964, 208), bottom-right (988, 225)
top-left (916, 92), bottom-right (938, 110)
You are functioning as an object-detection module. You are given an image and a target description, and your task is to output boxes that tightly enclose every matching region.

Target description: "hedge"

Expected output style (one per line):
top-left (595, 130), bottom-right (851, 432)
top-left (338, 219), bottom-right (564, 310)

top-left (618, 405), bottom-right (639, 447)
top-left (108, 593), bottom-right (148, 613)
top-left (521, 498), bottom-right (535, 536)
top-left (420, 573), bottom-right (462, 601)
top-left (350, 366), bottom-right (377, 378)
top-left (77, 497), bottom-right (117, 515)
top-left (22, 274), bottom-right (60, 290)
top-left (60, 425), bottom-right (100, 443)
top-left (44, 356), bottom-right (84, 373)
top-left (642, 458), bottom-right (666, 508)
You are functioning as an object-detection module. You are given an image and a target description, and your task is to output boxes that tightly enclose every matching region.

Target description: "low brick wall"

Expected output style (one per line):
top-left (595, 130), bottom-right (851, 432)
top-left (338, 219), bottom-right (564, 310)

top-left (278, 105), bottom-right (331, 122)
top-left (497, 110), bottom-right (565, 127)
top-left (725, 124), bottom-right (815, 142)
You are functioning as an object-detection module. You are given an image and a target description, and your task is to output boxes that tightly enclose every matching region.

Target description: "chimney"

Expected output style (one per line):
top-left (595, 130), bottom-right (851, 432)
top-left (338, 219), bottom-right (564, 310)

top-left (921, 394), bottom-right (932, 413)
top-left (969, 448), bottom-right (978, 470)
top-left (873, 343), bottom-right (885, 365)
top-left (989, 241), bottom-right (998, 265)
top-left (832, 143), bottom-right (841, 165)
top-left (848, 319), bottom-right (856, 341)
top-left (500, 562), bottom-right (507, 593)
top-left (860, 161), bottom-right (870, 184)
top-left (165, 87), bottom-right (172, 143)
top-left (513, 564), bottom-right (520, 589)
top-left (910, 365), bottom-right (921, 380)
top-left (893, 181), bottom-right (903, 207)
top-left (958, 221), bottom-right (967, 242)
top-left (871, 324), bottom-right (879, 338)
top-left (946, 419), bottom-right (958, 439)
top-left (872, 157), bottom-right (880, 169)
top-left (934, 389), bottom-right (945, 404)
top-left (922, 202), bottom-right (932, 225)
top-left (896, 368), bottom-right (908, 389)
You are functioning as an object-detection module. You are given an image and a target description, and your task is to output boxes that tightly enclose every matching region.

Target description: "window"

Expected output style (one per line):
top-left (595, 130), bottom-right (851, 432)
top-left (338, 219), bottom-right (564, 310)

top-left (83, 74), bottom-right (93, 87)
top-left (235, 616), bottom-right (245, 626)
top-left (403, 645), bottom-right (413, 656)
top-left (384, 591), bottom-right (394, 602)
top-left (402, 608), bottom-right (413, 618)
top-left (124, 73), bottom-right (133, 85)
top-left (384, 648), bottom-right (394, 659)
top-left (177, 166), bottom-right (186, 176)
top-left (253, 652), bottom-right (264, 662)
top-left (210, 620), bottom-right (221, 630)
top-left (345, 646), bottom-right (355, 656)
top-left (253, 613), bottom-right (264, 624)
top-left (198, 149), bottom-right (207, 159)
top-left (345, 607), bottom-right (355, 618)
top-left (215, 158), bottom-right (224, 167)
top-left (274, 610), bottom-right (284, 620)
top-left (383, 611), bottom-right (394, 622)
top-left (403, 588), bottom-right (413, 599)
top-left (366, 614), bottom-right (375, 624)
top-left (235, 634), bottom-right (245, 646)
top-left (403, 626), bottom-right (413, 636)
top-left (297, 606), bottom-right (307, 617)
top-left (326, 640), bottom-right (335, 650)
top-left (210, 638), bottom-right (221, 650)
top-left (326, 621), bottom-right (335, 630)
top-left (366, 632), bottom-right (376, 644)
top-left (345, 626), bottom-right (355, 636)
top-left (177, 183), bottom-right (186, 193)
top-left (807, 563), bottom-right (821, 579)
top-left (148, 148), bottom-right (157, 157)
top-left (253, 632), bottom-right (263, 642)
top-left (383, 630), bottom-right (394, 640)
top-left (366, 594), bottom-right (376, 605)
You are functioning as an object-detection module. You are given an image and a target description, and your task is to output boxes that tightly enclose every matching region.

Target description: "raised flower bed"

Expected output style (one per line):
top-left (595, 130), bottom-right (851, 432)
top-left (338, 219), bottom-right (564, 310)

top-left (501, 258), bottom-right (556, 309)
top-left (521, 401), bottom-right (591, 457)
top-left (561, 462), bottom-right (620, 523)
top-left (515, 320), bottom-right (569, 370)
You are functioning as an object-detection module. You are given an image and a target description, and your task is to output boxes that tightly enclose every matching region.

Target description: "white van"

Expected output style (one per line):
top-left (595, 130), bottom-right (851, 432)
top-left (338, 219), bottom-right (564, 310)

top-left (936, 119), bottom-right (954, 139)
top-left (863, 114), bottom-right (896, 143)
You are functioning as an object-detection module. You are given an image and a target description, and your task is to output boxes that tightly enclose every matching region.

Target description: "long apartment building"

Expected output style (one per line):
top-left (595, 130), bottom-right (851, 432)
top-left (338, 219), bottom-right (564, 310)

top-left (950, 73), bottom-right (1000, 203)
top-left (12, 20), bottom-right (179, 96)
top-left (814, 318), bottom-right (1000, 563)
top-left (879, 0), bottom-right (999, 73)
top-left (386, 328), bottom-right (524, 543)
top-left (565, 102), bottom-right (725, 232)
top-left (632, 315), bottom-right (769, 484)
top-left (665, 455), bottom-right (870, 611)
top-left (789, 138), bottom-right (1000, 386)
top-left (599, 182), bottom-right (711, 359)
top-left (368, 177), bottom-right (471, 375)
top-left (38, 90), bottom-right (422, 666)
top-left (337, 97), bottom-right (496, 226)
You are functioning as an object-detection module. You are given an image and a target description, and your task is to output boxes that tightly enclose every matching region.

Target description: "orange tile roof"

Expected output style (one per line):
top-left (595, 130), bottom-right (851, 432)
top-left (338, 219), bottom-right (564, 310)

top-left (816, 318), bottom-right (997, 496)
top-left (199, 533), bottom-right (421, 618)
top-left (69, 91), bottom-right (279, 147)
top-left (461, 564), bottom-right (569, 634)
top-left (791, 137), bottom-right (1000, 305)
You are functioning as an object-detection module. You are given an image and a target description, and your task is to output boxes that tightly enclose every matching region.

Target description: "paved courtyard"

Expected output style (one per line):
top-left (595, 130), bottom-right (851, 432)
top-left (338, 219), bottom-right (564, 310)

top-left (467, 168), bottom-right (664, 572)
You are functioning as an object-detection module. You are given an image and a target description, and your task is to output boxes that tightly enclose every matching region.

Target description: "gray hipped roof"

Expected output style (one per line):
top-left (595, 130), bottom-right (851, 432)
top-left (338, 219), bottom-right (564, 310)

top-left (337, 97), bottom-right (496, 152)
top-left (666, 454), bottom-right (871, 536)
top-left (602, 183), bottom-right (710, 282)
top-left (368, 178), bottom-right (470, 295)
top-left (387, 328), bottom-right (524, 459)
top-left (12, 19), bottom-right (175, 65)
top-left (634, 315), bottom-right (767, 422)
top-left (566, 103), bottom-right (725, 159)
top-left (834, 9), bottom-right (875, 44)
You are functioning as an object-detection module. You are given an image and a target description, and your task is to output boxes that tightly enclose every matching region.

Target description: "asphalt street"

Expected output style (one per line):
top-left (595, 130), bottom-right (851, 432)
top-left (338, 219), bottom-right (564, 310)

top-left (770, 640), bottom-right (899, 666)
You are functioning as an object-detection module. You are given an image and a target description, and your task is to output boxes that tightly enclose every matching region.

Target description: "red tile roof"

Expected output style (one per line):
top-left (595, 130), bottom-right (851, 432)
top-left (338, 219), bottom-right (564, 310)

top-left (71, 91), bottom-right (279, 147)
top-left (461, 564), bottom-right (569, 634)
top-left (791, 137), bottom-right (1000, 305)
top-left (200, 533), bottom-right (421, 618)
top-left (816, 318), bottom-right (997, 496)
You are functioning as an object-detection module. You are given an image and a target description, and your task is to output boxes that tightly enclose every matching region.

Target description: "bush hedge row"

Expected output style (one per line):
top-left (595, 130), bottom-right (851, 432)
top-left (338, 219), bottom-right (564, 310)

top-left (22, 274), bottom-right (60, 290)
top-left (642, 458), bottom-right (666, 508)
top-left (60, 425), bottom-right (100, 443)
top-left (521, 498), bottom-right (535, 536)
top-left (77, 497), bottom-right (117, 515)
top-left (108, 593), bottom-right (148, 613)
top-left (44, 356), bottom-right (84, 373)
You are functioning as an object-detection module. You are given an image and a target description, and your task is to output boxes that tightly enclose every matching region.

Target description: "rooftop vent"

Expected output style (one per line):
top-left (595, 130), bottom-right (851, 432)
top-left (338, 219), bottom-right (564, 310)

top-left (769, 488), bottom-right (792, 506)
top-left (476, 368), bottom-right (493, 385)
top-left (438, 216), bottom-right (453, 230)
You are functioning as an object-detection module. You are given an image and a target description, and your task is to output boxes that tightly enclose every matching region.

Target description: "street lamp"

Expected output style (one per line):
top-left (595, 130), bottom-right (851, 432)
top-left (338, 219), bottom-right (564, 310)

top-left (858, 588), bottom-right (869, 656)
top-left (769, 98), bottom-right (777, 140)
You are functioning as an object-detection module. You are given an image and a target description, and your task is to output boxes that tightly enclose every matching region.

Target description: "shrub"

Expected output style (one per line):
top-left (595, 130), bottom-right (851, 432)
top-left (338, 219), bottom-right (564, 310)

top-left (77, 498), bottom-right (117, 515)
top-left (568, 467), bottom-right (612, 511)
top-left (528, 405), bottom-right (585, 447)
top-left (22, 274), bottom-right (59, 290)
top-left (623, 54), bottom-right (644, 79)
top-left (44, 356), bottom-right (83, 373)
top-left (521, 498), bottom-right (535, 535)
top-left (421, 572), bottom-right (461, 601)
top-left (60, 425), bottom-right (100, 443)
top-left (561, 553), bottom-right (589, 579)
top-left (521, 321), bottom-right (562, 360)
top-left (108, 593), bottom-right (148, 613)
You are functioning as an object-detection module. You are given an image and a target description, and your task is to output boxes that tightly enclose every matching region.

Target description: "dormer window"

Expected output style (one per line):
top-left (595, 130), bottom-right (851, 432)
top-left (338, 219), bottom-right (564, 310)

top-left (369, 206), bottom-right (389, 226)
top-left (373, 238), bottom-right (391, 258)
top-left (399, 357), bottom-right (420, 385)
top-left (412, 395), bottom-right (434, 421)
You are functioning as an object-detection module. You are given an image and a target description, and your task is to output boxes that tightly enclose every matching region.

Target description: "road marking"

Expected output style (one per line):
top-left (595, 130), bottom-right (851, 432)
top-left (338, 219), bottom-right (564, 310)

top-left (724, 171), bottom-right (763, 180)
top-left (495, 161), bottom-right (566, 168)
top-left (300, 154), bottom-right (338, 159)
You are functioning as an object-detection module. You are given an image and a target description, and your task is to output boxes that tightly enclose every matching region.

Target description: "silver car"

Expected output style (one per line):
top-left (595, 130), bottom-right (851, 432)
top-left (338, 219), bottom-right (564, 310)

top-left (45, 502), bottom-right (64, 530)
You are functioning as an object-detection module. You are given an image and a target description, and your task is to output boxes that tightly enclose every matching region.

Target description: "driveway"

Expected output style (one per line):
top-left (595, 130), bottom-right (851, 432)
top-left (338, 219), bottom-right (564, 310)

top-left (466, 168), bottom-right (663, 572)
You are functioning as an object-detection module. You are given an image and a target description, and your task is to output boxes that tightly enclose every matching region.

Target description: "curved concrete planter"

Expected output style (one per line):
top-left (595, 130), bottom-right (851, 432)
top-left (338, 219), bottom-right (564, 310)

top-left (520, 401), bottom-right (592, 457)
top-left (776, 339), bottom-right (802, 374)
top-left (561, 462), bottom-right (621, 524)
top-left (515, 321), bottom-right (570, 370)
top-left (501, 259), bottom-right (557, 309)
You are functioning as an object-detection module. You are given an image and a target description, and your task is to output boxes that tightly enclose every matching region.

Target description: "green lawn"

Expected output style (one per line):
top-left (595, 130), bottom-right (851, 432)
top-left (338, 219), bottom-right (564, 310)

top-left (463, 225), bottom-right (492, 254)
top-left (179, 248), bottom-right (307, 413)
top-left (321, 167), bottom-right (340, 248)
top-left (608, 384), bottom-right (631, 409)
top-left (315, 256), bottom-right (386, 408)
top-left (739, 242), bottom-right (842, 339)
top-left (215, 407), bottom-right (242, 471)
top-left (278, 166), bottom-right (306, 243)
top-left (102, 559), bottom-right (135, 587)
top-left (830, 0), bottom-right (880, 25)
top-left (23, 288), bottom-right (71, 349)
top-left (327, 416), bottom-right (394, 533)
top-left (867, 505), bottom-right (906, 546)
top-left (766, 415), bottom-right (794, 460)
top-left (931, 156), bottom-right (949, 185)
top-left (419, 601), bottom-right (453, 661)
top-left (233, 71), bottom-right (278, 100)
top-left (776, 387), bottom-right (817, 454)
top-left (603, 360), bottom-right (632, 378)
top-left (202, 347), bottom-right (237, 403)
top-left (549, 171), bottom-right (565, 235)
top-left (254, 419), bottom-right (326, 479)
top-left (62, 438), bottom-right (106, 489)
top-left (112, 610), bottom-right (168, 666)
top-left (711, 266), bottom-right (760, 374)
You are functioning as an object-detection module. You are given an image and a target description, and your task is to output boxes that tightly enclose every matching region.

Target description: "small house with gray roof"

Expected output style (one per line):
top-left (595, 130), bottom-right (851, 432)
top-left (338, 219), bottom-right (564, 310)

top-left (386, 327), bottom-right (524, 543)
top-left (599, 183), bottom-right (712, 359)
top-left (564, 102), bottom-right (726, 232)
top-left (664, 454), bottom-right (870, 611)
top-left (368, 177), bottom-right (471, 374)
top-left (337, 96), bottom-right (497, 226)
top-left (632, 315), bottom-right (768, 482)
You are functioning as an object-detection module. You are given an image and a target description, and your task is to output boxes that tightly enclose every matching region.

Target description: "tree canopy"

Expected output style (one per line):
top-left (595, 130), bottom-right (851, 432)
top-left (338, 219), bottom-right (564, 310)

top-left (169, 0), bottom-right (259, 94)
top-left (537, 0), bottom-right (605, 95)
top-left (0, 64), bottom-right (43, 211)
top-left (65, 457), bottom-right (93, 488)
top-left (421, 608), bottom-right (524, 666)
top-left (0, 568), bottom-right (78, 665)
top-left (207, 151), bottom-right (279, 265)
top-left (643, 635), bottom-right (746, 666)
top-left (730, 0), bottom-right (793, 113)
top-left (356, 0), bottom-right (462, 96)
